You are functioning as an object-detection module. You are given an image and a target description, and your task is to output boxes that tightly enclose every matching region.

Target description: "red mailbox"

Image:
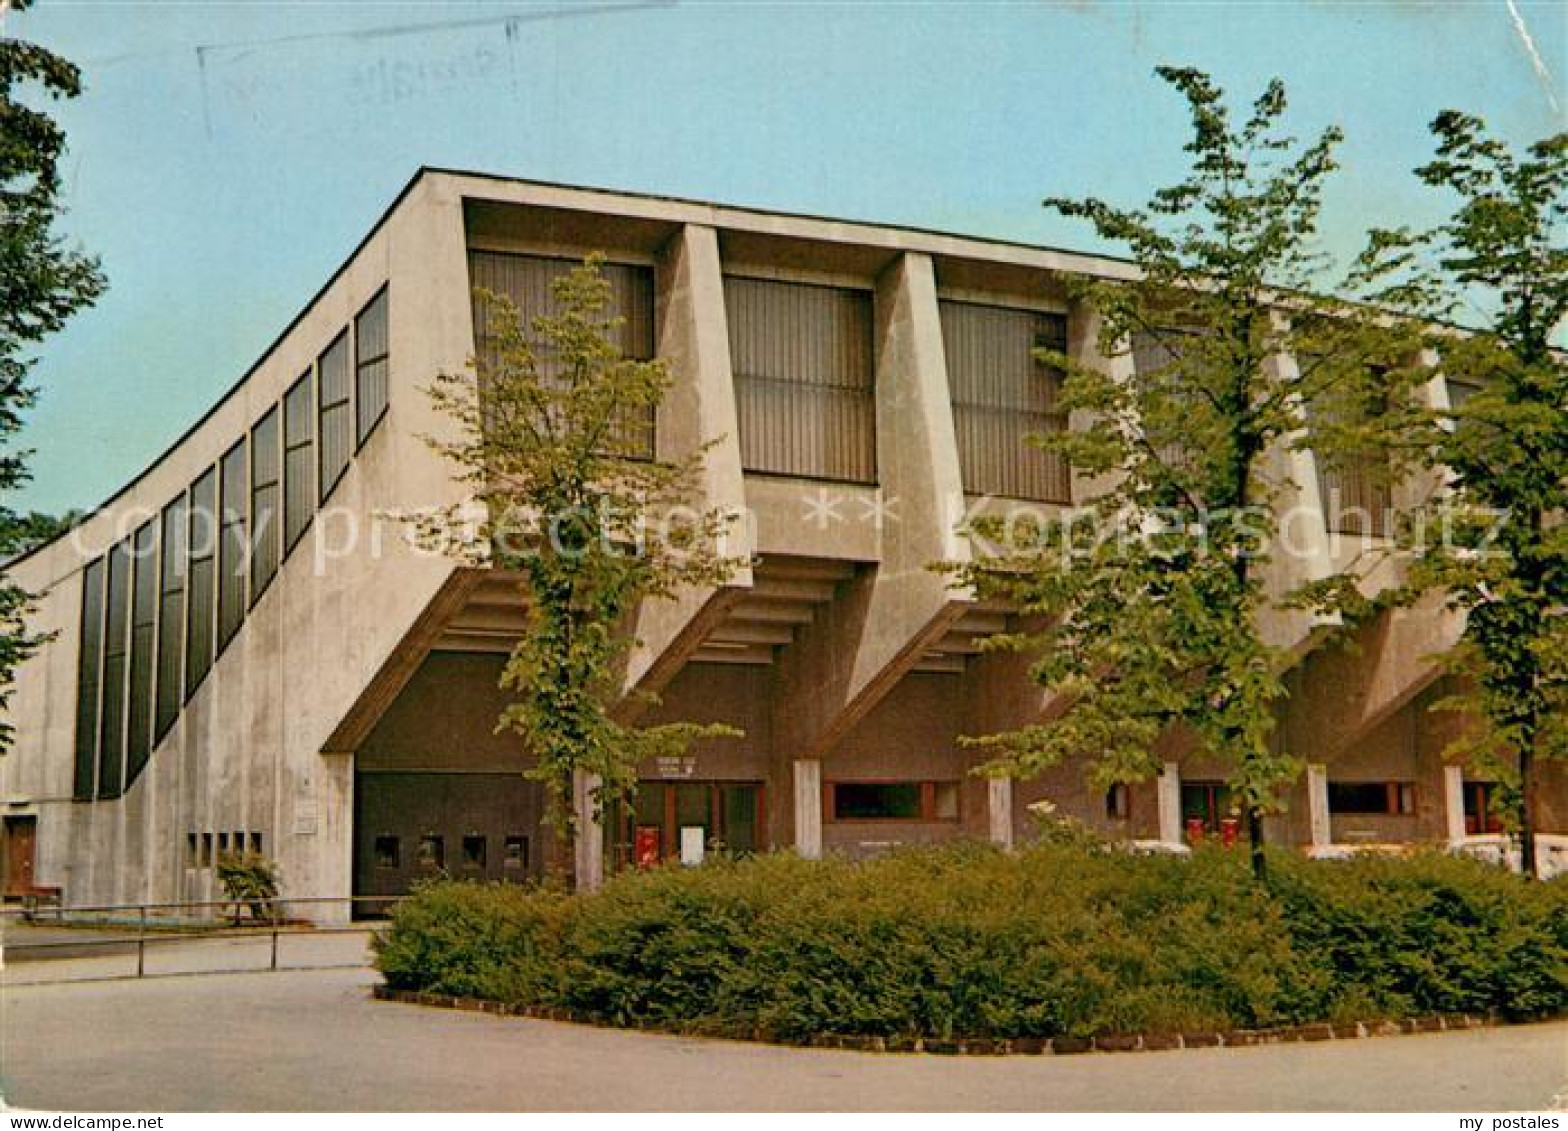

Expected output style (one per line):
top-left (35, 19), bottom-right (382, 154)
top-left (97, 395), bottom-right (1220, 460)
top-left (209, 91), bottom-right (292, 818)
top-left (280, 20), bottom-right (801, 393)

top-left (634, 826), bottom-right (662, 869)
top-left (1219, 817), bottom-right (1241, 849)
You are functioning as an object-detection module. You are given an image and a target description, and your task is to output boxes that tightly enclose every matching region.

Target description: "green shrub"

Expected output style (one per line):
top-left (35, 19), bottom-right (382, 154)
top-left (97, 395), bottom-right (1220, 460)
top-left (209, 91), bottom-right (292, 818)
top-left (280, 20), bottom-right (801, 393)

top-left (1268, 850), bottom-right (1568, 1021)
top-left (215, 851), bottom-right (281, 923)
top-left (372, 842), bottom-right (1566, 1040)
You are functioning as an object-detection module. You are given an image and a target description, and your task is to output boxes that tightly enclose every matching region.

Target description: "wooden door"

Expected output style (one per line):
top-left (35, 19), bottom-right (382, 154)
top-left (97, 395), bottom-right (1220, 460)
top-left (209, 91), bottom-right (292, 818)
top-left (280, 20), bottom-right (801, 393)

top-left (4, 816), bottom-right (37, 894)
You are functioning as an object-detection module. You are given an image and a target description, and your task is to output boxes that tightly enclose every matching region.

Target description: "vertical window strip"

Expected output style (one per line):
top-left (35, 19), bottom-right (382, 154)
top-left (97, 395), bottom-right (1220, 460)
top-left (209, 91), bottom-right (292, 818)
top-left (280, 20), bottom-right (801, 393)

top-left (185, 468), bottom-right (217, 699)
top-left (97, 540), bottom-right (132, 800)
top-left (155, 495), bottom-right (186, 741)
top-left (939, 300), bottom-right (1070, 502)
top-left (724, 276), bottom-right (876, 483)
top-left (355, 286), bottom-right (389, 446)
top-left (317, 331), bottom-right (352, 503)
top-left (283, 371), bottom-right (316, 551)
top-left (124, 521), bottom-right (158, 788)
top-left (249, 407), bottom-right (281, 602)
top-left (217, 440), bottom-right (248, 654)
top-left (73, 557), bottom-right (106, 801)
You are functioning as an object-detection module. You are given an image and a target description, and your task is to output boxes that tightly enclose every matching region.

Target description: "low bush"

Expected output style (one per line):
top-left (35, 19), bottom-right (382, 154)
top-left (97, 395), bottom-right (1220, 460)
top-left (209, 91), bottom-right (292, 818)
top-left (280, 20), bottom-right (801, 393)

top-left (372, 842), bottom-right (1566, 1041)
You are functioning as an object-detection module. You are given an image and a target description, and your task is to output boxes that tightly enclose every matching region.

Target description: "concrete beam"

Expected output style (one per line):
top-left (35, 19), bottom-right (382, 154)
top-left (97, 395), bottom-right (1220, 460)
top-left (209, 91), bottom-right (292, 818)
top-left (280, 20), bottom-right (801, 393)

top-left (621, 223), bottom-right (755, 713)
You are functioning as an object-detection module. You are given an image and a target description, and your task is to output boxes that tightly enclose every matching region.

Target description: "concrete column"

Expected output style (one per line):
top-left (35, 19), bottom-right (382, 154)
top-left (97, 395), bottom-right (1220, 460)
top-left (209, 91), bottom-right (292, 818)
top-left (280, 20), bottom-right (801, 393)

top-left (987, 777), bottom-right (1014, 849)
top-left (622, 223), bottom-right (754, 707)
top-left (1307, 763), bottom-right (1331, 848)
top-left (573, 770), bottom-right (604, 893)
top-left (1065, 300), bottom-right (1135, 504)
top-left (770, 251), bottom-right (971, 765)
top-left (1259, 328), bottom-right (1339, 654)
top-left (793, 759), bottom-right (822, 860)
top-left (1444, 764), bottom-right (1466, 843)
top-left (1158, 762), bottom-right (1182, 843)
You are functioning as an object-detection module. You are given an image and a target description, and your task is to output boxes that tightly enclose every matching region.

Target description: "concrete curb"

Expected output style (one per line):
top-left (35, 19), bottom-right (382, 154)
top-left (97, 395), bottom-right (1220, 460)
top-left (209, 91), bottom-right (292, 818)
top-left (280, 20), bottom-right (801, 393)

top-left (371, 985), bottom-right (1508, 1056)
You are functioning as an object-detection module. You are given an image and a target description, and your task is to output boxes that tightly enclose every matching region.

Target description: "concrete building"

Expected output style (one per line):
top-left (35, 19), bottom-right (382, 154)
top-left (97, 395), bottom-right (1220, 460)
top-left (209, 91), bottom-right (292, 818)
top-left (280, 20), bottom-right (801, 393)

top-left (3, 170), bottom-right (1559, 915)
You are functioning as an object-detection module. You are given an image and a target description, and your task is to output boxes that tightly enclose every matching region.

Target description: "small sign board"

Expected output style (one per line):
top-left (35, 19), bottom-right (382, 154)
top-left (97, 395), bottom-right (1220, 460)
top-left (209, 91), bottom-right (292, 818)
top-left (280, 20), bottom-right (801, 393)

top-left (679, 826), bottom-right (705, 867)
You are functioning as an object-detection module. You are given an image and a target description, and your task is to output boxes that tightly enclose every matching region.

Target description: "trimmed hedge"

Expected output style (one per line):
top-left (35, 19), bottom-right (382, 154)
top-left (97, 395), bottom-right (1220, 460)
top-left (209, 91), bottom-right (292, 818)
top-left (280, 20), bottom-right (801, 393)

top-left (373, 842), bottom-right (1567, 1041)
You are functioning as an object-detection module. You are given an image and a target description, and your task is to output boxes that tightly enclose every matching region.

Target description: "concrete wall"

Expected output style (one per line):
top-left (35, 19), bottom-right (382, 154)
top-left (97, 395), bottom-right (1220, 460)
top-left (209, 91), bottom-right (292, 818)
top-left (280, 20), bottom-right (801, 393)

top-left (1, 175), bottom-right (477, 917)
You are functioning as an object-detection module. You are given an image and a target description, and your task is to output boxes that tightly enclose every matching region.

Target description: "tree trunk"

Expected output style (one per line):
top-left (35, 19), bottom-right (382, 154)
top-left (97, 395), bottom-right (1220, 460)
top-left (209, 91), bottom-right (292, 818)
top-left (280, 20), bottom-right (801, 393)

top-left (1520, 743), bottom-right (1538, 880)
top-left (1248, 809), bottom-right (1267, 881)
top-left (544, 767), bottom-right (577, 889)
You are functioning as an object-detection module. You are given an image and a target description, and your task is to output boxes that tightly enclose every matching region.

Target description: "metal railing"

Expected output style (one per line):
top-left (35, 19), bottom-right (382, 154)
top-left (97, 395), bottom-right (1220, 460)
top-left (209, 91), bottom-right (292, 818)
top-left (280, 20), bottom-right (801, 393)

top-left (2, 895), bottom-right (403, 984)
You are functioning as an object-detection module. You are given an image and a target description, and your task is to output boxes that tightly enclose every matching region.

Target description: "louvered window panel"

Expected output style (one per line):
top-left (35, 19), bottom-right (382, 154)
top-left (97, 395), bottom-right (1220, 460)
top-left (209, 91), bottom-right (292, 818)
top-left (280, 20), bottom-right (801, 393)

top-left (250, 407), bottom-right (281, 600)
top-left (468, 251), bottom-right (657, 459)
top-left (725, 276), bottom-right (875, 483)
top-left (283, 371), bottom-right (315, 551)
top-left (217, 440), bottom-right (248, 653)
top-left (940, 300), bottom-right (1069, 501)
top-left (355, 286), bottom-right (390, 445)
top-left (318, 331), bottom-right (352, 502)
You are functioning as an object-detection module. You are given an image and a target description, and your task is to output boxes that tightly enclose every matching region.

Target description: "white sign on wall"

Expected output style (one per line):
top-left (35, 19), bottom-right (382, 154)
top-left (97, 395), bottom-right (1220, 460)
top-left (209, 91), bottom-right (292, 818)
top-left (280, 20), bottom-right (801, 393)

top-left (679, 826), bottom-right (705, 867)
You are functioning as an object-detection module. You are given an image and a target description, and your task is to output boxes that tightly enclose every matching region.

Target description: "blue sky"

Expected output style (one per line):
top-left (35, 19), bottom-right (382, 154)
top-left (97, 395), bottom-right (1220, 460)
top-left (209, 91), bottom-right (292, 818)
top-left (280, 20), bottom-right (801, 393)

top-left (8, 0), bottom-right (1565, 515)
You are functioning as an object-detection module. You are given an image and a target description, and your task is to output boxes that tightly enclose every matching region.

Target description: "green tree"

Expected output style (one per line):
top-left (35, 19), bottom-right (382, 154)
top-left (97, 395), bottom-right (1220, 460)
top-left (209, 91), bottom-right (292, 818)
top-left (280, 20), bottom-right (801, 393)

top-left (0, 1), bottom-right (107, 752)
top-left (416, 257), bottom-right (741, 881)
top-left (1355, 113), bottom-right (1566, 877)
top-left (950, 67), bottom-right (1420, 879)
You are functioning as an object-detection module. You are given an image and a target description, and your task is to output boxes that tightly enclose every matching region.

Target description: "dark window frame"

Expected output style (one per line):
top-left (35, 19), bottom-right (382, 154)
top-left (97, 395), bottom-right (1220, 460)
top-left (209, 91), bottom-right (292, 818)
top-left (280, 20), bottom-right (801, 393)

top-left (72, 557), bottom-right (107, 802)
top-left (825, 780), bottom-right (961, 824)
top-left (96, 539), bottom-right (133, 800)
top-left (354, 285), bottom-right (390, 450)
top-left (184, 466), bottom-right (219, 702)
top-left (1462, 780), bottom-right (1504, 835)
top-left (248, 406), bottom-right (282, 605)
top-left (154, 494), bottom-right (187, 742)
top-left (1327, 780), bottom-right (1415, 816)
top-left (282, 369), bottom-right (316, 553)
top-left (124, 519), bottom-right (159, 789)
top-left (216, 439), bottom-right (248, 657)
top-left (317, 329), bottom-right (353, 505)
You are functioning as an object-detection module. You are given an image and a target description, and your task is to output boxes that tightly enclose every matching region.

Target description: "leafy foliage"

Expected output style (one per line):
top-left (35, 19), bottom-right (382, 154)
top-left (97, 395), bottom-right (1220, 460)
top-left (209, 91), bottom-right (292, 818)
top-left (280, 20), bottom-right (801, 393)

top-left (215, 851), bottom-right (281, 923)
top-left (1353, 113), bottom-right (1567, 874)
top-left (413, 257), bottom-right (743, 867)
top-left (374, 843), bottom-right (1567, 1039)
top-left (947, 67), bottom-right (1422, 876)
top-left (0, 0), bottom-right (107, 752)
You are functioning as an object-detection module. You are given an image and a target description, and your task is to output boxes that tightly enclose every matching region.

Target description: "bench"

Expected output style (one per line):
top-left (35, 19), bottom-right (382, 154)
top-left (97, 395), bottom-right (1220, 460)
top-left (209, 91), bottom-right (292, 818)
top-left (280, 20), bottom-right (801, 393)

top-left (13, 886), bottom-right (63, 921)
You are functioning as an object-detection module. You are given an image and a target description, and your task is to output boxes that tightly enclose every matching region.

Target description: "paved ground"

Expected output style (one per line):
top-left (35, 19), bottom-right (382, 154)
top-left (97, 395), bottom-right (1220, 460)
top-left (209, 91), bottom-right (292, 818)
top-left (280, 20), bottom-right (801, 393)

top-left (2, 958), bottom-right (1564, 1112)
